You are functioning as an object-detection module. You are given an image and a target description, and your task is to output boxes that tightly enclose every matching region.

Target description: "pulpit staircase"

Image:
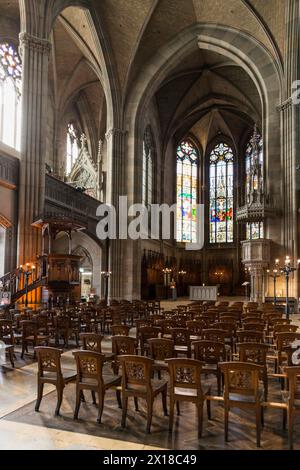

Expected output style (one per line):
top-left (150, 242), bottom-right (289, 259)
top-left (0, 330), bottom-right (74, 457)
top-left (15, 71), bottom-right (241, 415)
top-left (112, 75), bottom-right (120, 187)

top-left (0, 253), bottom-right (81, 308)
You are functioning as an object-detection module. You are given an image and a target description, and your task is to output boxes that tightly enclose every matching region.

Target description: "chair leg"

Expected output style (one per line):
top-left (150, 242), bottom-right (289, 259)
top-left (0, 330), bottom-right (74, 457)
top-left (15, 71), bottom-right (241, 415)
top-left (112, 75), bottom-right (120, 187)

top-left (288, 411), bottom-right (294, 450)
top-left (92, 390), bottom-right (97, 405)
top-left (176, 401), bottom-right (180, 415)
top-left (121, 396), bottom-right (128, 428)
top-left (169, 398), bottom-right (174, 433)
top-left (55, 384), bottom-right (64, 416)
top-left (263, 371), bottom-right (268, 401)
top-left (224, 408), bottom-right (229, 442)
top-left (217, 373), bottom-right (221, 396)
top-left (256, 408), bottom-right (261, 447)
top-left (74, 387), bottom-right (81, 419)
top-left (146, 397), bottom-right (153, 433)
top-left (206, 398), bottom-right (211, 420)
top-left (97, 392), bottom-right (104, 424)
top-left (35, 382), bottom-right (44, 411)
top-left (134, 396), bottom-right (139, 411)
top-left (282, 408), bottom-right (287, 430)
top-left (8, 348), bottom-right (14, 368)
top-left (197, 402), bottom-right (203, 438)
top-left (80, 390), bottom-right (85, 402)
top-left (21, 341), bottom-right (26, 359)
top-left (116, 388), bottom-right (122, 409)
top-left (162, 389), bottom-right (168, 416)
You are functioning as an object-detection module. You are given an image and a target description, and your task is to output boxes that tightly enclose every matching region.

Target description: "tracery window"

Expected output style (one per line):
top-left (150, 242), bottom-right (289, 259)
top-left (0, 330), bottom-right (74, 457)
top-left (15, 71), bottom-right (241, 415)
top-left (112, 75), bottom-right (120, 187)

top-left (209, 142), bottom-right (234, 243)
top-left (66, 123), bottom-right (80, 175)
top-left (176, 140), bottom-right (198, 243)
top-left (0, 43), bottom-right (22, 150)
top-left (245, 129), bottom-right (264, 240)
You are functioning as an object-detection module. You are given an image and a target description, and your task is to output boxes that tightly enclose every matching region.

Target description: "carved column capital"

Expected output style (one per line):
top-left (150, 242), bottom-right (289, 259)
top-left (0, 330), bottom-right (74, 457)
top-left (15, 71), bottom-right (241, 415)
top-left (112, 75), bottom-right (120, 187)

top-left (19, 32), bottom-right (51, 57)
top-left (105, 128), bottom-right (127, 141)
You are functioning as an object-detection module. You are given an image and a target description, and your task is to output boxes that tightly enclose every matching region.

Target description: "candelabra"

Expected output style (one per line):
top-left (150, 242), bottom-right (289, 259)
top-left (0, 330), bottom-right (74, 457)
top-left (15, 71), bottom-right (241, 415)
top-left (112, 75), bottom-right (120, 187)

top-left (162, 267), bottom-right (172, 299)
top-left (275, 256), bottom-right (300, 320)
top-left (101, 270), bottom-right (111, 306)
top-left (266, 267), bottom-right (280, 307)
top-left (214, 270), bottom-right (224, 284)
top-left (19, 263), bottom-right (36, 307)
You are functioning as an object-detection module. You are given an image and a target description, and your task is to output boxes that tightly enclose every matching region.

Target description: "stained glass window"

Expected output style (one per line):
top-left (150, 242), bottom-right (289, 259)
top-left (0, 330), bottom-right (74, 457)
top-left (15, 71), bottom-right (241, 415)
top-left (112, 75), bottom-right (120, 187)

top-left (0, 43), bottom-right (22, 150)
top-left (176, 140), bottom-right (198, 243)
top-left (142, 128), bottom-right (154, 207)
top-left (245, 129), bottom-right (264, 239)
top-left (66, 123), bottom-right (80, 175)
top-left (209, 142), bottom-right (234, 243)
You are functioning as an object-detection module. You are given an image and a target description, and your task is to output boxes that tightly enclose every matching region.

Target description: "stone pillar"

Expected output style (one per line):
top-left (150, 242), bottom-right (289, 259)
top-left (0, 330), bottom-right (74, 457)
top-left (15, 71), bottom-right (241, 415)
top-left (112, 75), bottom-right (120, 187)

top-left (241, 239), bottom-right (270, 303)
top-left (105, 128), bottom-right (128, 299)
top-left (249, 264), bottom-right (265, 303)
top-left (17, 32), bottom-right (51, 265)
top-left (278, 0), bottom-right (300, 299)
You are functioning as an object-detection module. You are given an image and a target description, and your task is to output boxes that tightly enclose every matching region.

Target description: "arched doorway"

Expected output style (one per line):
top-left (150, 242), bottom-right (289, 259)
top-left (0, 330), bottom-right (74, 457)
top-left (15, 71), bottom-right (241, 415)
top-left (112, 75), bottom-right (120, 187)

top-left (53, 231), bottom-right (102, 301)
top-left (72, 246), bottom-right (93, 301)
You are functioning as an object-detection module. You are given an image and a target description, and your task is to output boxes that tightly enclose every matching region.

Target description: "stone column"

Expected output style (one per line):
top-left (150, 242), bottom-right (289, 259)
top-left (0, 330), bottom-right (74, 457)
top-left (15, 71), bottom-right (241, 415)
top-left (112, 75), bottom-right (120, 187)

top-left (241, 239), bottom-right (270, 303)
top-left (249, 264), bottom-right (265, 303)
top-left (278, 0), bottom-right (300, 299)
top-left (17, 32), bottom-right (51, 265)
top-left (105, 128), bottom-right (128, 299)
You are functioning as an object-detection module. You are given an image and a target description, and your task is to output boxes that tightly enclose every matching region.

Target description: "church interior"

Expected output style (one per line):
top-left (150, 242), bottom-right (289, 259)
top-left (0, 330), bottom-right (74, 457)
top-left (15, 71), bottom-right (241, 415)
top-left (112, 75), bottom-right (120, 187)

top-left (0, 0), bottom-right (300, 452)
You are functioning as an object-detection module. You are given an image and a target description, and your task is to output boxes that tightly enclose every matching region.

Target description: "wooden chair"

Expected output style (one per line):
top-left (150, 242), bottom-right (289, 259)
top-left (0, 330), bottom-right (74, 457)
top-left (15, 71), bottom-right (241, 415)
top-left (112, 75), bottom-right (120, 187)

top-left (111, 324), bottom-right (130, 336)
top-left (186, 320), bottom-right (206, 341)
top-left (220, 361), bottom-right (264, 447)
top-left (243, 323), bottom-right (265, 332)
top-left (160, 319), bottom-right (177, 338)
top-left (273, 324), bottom-right (298, 337)
top-left (0, 319), bottom-right (14, 344)
top-left (167, 358), bottom-right (211, 437)
top-left (80, 332), bottom-right (114, 362)
top-left (119, 355), bottom-right (168, 432)
top-left (237, 342), bottom-right (270, 400)
top-left (21, 320), bottom-right (49, 358)
top-left (236, 330), bottom-right (264, 343)
top-left (193, 340), bottom-right (226, 395)
top-left (282, 366), bottom-right (300, 449)
top-left (147, 338), bottom-right (174, 376)
top-left (33, 314), bottom-right (49, 336)
top-left (201, 328), bottom-right (227, 343)
top-left (243, 318), bottom-right (265, 325)
top-left (219, 313), bottom-right (241, 323)
top-left (73, 350), bottom-right (121, 423)
top-left (111, 335), bottom-right (137, 374)
top-left (35, 346), bottom-right (76, 415)
top-left (170, 328), bottom-right (191, 358)
top-left (213, 322), bottom-right (236, 346)
top-left (54, 315), bottom-right (78, 348)
top-left (275, 332), bottom-right (300, 372)
top-left (135, 319), bottom-right (153, 340)
top-left (139, 326), bottom-right (160, 356)
top-left (0, 319), bottom-right (15, 367)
